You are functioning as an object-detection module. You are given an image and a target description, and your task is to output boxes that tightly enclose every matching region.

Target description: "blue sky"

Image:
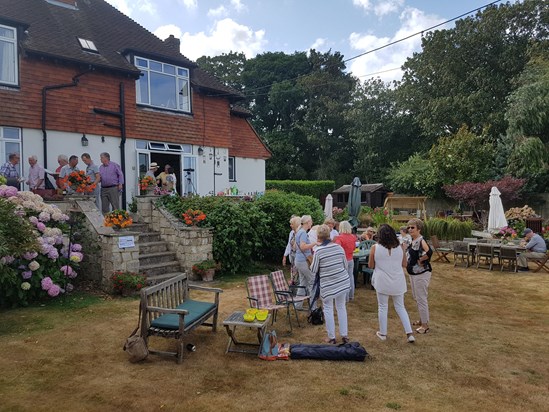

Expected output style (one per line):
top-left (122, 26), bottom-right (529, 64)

top-left (105, 0), bottom-right (516, 81)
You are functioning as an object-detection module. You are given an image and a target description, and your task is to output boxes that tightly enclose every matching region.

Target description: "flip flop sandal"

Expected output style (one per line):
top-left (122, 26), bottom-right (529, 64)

top-left (324, 337), bottom-right (337, 344)
top-left (416, 327), bottom-right (430, 334)
top-left (412, 320), bottom-right (422, 326)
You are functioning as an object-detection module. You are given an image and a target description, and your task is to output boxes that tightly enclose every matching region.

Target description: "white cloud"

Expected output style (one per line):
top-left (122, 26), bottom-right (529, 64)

top-left (309, 38), bottom-right (327, 51)
top-left (207, 5), bottom-right (228, 18)
top-left (181, 0), bottom-right (197, 10)
top-left (353, 0), bottom-right (372, 11)
top-left (154, 24), bottom-right (183, 41)
top-left (174, 18), bottom-right (266, 60)
top-left (348, 7), bottom-right (443, 83)
top-left (230, 0), bottom-right (247, 13)
top-left (104, 0), bottom-right (132, 16)
top-left (374, 0), bottom-right (404, 17)
top-left (104, 0), bottom-right (156, 17)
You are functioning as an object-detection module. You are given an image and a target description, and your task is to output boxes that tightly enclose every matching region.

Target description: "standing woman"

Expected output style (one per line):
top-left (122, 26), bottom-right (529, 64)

top-left (369, 224), bottom-right (415, 342)
top-left (295, 215), bottom-right (317, 309)
top-left (334, 221), bottom-right (357, 301)
top-left (282, 216), bottom-right (301, 285)
top-left (406, 218), bottom-right (432, 334)
top-left (310, 224), bottom-right (350, 344)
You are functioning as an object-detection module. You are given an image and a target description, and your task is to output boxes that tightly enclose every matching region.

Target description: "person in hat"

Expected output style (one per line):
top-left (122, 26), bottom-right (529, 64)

top-left (517, 228), bottom-right (547, 271)
top-left (145, 162), bottom-right (159, 179)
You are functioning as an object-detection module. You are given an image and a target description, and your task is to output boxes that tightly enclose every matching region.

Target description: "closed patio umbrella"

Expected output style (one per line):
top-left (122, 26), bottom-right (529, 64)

top-left (324, 194), bottom-right (333, 219)
top-left (347, 177), bottom-right (362, 229)
top-left (488, 186), bottom-right (507, 231)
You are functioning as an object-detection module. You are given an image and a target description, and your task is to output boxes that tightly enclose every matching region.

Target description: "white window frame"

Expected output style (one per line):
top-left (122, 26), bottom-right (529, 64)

top-left (134, 56), bottom-right (191, 113)
top-left (0, 24), bottom-right (18, 86)
top-left (228, 156), bottom-right (236, 182)
top-left (0, 126), bottom-right (22, 174)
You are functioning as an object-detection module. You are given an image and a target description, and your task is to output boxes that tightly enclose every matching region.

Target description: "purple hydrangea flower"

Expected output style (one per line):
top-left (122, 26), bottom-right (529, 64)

top-left (23, 251), bottom-right (39, 260)
top-left (21, 271), bottom-right (33, 280)
top-left (38, 211), bottom-right (51, 222)
top-left (41, 277), bottom-right (53, 291)
top-left (71, 244), bottom-right (82, 252)
top-left (36, 222), bottom-right (46, 232)
top-left (1, 255), bottom-right (15, 265)
top-left (65, 283), bottom-right (74, 293)
top-left (47, 248), bottom-right (59, 260)
top-left (29, 216), bottom-right (39, 225)
top-left (60, 265), bottom-right (76, 278)
top-left (47, 284), bottom-right (61, 297)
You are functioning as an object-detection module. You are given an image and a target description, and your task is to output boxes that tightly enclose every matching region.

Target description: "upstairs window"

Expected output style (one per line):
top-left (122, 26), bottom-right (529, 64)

top-left (78, 37), bottom-right (98, 53)
top-left (228, 156), bottom-right (236, 181)
top-left (0, 24), bottom-right (18, 86)
top-left (135, 56), bottom-right (191, 113)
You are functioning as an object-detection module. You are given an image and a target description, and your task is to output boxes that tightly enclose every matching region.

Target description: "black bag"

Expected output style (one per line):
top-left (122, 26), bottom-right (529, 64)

top-left (407, 239), bottom-right (433, 275)
top-left (290, 342), bottom-right (368, 361)
top-left (308, 307), bottom-right (324, 325)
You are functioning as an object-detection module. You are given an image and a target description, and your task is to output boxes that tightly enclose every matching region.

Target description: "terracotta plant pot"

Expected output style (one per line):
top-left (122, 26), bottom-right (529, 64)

top-left (201, 268), bottom-right (215, 282)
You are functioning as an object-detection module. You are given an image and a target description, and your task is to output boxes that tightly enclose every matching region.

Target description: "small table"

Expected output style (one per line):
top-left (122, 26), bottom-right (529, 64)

top-left (222, 311), bottom-right (271, 355)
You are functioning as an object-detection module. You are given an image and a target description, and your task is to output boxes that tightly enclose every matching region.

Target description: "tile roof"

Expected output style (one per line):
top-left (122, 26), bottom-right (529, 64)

top-left (0, 0), bottom-right (242, 98)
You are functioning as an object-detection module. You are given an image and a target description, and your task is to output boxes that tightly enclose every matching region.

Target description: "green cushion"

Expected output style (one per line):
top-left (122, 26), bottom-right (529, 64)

top-left (150, 299), bottom-right (216, 330)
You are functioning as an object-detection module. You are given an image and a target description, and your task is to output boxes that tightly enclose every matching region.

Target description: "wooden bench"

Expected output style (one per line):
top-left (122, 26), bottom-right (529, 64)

top-left (139, 273), bottom-right (223, 363)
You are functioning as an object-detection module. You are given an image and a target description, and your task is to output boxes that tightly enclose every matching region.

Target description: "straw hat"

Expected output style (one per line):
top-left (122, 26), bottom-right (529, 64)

top-left (149, 162), bottom-right (159, 169)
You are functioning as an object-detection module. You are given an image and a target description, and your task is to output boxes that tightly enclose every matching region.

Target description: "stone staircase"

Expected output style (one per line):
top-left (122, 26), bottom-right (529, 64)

top-left (132, 222), bottom-right (184, 285)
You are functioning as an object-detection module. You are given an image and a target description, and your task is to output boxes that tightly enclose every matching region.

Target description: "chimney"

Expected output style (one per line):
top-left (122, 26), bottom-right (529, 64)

top-left (164, 35), bottom-right (181, 51)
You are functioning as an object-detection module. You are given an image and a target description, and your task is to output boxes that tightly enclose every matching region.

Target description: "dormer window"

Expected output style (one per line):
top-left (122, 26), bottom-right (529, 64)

top-left (0, 24), bottom-right (18, 86)
top-left (134, 56), bottom-right (191, 113)
top-left (78, 37), bottom-right (98, 53)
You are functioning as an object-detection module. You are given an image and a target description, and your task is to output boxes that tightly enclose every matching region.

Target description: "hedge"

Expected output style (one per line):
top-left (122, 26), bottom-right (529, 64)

top-left (265, 180), bottom-right (335, 199)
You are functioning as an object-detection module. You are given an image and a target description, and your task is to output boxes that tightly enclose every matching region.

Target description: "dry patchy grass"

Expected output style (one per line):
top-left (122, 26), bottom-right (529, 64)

top-left (1, 262), bottom-right (548, 412)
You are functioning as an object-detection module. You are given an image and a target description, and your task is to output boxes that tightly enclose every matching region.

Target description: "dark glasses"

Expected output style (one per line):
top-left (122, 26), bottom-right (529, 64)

top-left (407, 226), bottom-right (416, 230)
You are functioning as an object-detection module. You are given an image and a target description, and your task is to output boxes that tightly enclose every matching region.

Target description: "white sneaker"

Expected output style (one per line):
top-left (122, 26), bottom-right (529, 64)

top-left (376, 331), bottom-right (387, 341)
top-left (407, 335), bottom-right (416, 343)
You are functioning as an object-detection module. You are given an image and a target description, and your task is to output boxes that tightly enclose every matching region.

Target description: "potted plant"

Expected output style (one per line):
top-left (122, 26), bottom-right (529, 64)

top-left (128, 197), bottom-right (138, 222)
top-left (111, 270), bottom-right (146, 296)
top-left (104, 209), bottom-right (133, 230)
top-left (139, 175), bottom-right (156, 195)
top-left (192, 259), bottom-right (217, 282)
top-left (60, 170), bottom-right (97, 194)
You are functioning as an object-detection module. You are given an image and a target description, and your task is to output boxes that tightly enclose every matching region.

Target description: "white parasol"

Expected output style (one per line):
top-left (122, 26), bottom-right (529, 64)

top-left (324, 194), bottom-right (333, 219)
top-left (488, 186), bottom-right (507, 231)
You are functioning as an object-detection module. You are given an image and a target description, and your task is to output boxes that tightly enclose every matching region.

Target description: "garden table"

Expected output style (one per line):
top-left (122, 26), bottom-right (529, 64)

top-left (222, 311), bottom-right (271, 355)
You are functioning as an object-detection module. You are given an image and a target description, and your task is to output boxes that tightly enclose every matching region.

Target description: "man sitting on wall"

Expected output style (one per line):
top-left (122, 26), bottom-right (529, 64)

top-left (517, 228), bottom-right (548, 272)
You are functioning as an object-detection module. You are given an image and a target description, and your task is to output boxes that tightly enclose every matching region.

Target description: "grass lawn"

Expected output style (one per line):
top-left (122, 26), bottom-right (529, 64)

top-left (1, 261), bottom-right (548, 411)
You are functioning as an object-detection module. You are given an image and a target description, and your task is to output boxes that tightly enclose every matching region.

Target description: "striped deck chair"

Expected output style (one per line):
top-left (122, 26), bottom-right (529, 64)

top-left (269, 270), bottom-right (310, 329)
top-left (246, 275), bottom-right (288, 328)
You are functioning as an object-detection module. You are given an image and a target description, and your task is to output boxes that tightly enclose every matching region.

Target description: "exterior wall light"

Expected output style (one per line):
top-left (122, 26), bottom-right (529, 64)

top-left (81, 134), bottom-right (89, 146)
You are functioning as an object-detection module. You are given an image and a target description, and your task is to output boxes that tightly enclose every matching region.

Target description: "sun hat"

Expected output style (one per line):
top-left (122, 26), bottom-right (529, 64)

top-left (149, 162), bottom-right (158, 169)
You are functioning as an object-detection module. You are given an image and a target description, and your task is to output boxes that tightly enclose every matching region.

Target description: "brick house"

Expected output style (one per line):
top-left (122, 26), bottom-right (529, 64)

top-left (0, 0), bottom-right (270, 207)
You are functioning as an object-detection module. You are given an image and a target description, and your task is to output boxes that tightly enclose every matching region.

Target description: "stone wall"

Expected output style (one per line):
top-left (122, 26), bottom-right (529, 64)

top-left (136, 195), bottom-right (213, 281)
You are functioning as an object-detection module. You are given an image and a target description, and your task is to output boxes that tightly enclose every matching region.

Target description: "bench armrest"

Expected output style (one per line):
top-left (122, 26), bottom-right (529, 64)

top-left (145, 306), bottom-right (189, 315)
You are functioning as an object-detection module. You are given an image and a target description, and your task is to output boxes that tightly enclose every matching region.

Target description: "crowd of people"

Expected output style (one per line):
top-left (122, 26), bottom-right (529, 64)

top-left (145, 162), bottom-right (177, 194)
top-left (0, 151), bottom-right (124, 214)
top-left (283, 216), bottom-right (433, 344)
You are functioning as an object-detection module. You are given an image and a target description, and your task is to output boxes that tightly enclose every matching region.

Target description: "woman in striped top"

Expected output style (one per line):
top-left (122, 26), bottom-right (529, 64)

top-left (310, 224), bottom-right (351, 344)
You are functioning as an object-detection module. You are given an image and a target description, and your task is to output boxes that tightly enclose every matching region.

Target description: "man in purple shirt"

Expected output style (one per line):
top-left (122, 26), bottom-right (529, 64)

top-left (99, 152), bottom-right (124, 214)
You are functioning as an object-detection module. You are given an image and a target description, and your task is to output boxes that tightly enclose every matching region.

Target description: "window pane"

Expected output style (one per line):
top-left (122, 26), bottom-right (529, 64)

top-left (5, 142), bottom-right (20, 158)
top-left (150, 72), bottom-right (176, 109)
top-left (0, 41), bottom-right (16, 84)
top-left (135, 140), bottom-right (147, 149)
top-left (181, 144), bottom-right (191, 154)
top-left (228, 157), bottom-right (235, 181)
top-left (136, 72), bottom-right (149, 104)
top-left (178, 78), bottom-right (190, 112)
top-left (0, 27), bottom-right (14, 39)
top-left (164, 64), bottom-right (175, 75)
top-left (3, 127), bottom-right (20, 139)
top-left (150, 61), bottom-right (162, 72)
top-left (136, 58), bottom-right (148, 68)
top-left (149, 142), bottom-right (165, 150)
top-left (138, 153), bottom-right (148, 177)
top-left (177, 68), bottom-right (189, 77)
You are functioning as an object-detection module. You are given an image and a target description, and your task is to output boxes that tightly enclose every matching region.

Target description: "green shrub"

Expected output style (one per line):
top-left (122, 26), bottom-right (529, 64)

top-left (424, 218), bottom-right (473, 240)
top-left (266, 180), bottom-right (335, 199)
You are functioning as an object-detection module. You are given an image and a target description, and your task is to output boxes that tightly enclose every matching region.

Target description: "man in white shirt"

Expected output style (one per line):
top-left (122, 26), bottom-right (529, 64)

top-left (27, 155), bottom-right (45, 190)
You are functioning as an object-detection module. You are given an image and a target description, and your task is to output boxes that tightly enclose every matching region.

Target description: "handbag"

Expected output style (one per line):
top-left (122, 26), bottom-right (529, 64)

top-left (307, 307), bottom-right (324, 325)
top-left (297, 234), bottom-right (313, 268)
top-left (123, 304), bottom-right (148, 363)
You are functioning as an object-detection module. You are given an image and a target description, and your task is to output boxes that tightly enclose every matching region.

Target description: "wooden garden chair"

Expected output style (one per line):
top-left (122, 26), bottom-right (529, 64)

top-left (453, 241), bottom-right (472, 267)
top-left (499, 246), bottom-right (518, 273)
top-left (246, 275), bottom-right (289, 329)
top-left (476, 243), bottom-right (497, 270)
top-left (269, 270), bottom-right (310, 329)
top-left (430, 235), bottom-right (452, 263)
top-left (532, 252), bottom-right (549, 273)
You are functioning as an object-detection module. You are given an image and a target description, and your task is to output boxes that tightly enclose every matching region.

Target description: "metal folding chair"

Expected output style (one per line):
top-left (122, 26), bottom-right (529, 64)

top-left (269, 270), bottom-right (310, 329)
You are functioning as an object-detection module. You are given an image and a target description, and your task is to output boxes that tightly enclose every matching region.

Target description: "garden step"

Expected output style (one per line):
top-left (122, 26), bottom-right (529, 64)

top-left (145, 271), bottom-right (184, 285)
top-left (139, 251), bottom-right (178, 266)
top-left (140, 261), bottom-right (182, 277)
top-left (130, 223), bottom-right (150, 233)
top-left (139, 241), bottom-right (170, 254)
top-left (138, 232), bottom-right (162, 243)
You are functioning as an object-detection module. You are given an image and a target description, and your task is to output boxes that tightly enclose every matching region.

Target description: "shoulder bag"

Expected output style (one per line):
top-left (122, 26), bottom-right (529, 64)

top-left (123, 303), bottom-right (149, 363)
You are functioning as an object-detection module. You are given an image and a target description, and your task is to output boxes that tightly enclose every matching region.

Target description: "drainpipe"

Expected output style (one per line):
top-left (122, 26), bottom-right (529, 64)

top-left (93, 82), bottom-right (127, 209)
top-left (41, 70), bottom-right (90, 168)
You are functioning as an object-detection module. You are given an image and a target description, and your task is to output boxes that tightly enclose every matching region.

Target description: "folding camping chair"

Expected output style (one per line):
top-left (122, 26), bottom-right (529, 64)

top-left (430, 235), bottom-right (451, 263)
top-left (532, 252), bottom-right (549, 273)
top-left (269, 270), bottom-right (310, 328)
top-left (246, 275), bottom-right (290, 329)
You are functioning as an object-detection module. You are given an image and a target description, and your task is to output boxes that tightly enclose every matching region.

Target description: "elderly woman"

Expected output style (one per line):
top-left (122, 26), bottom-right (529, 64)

top-left (311, 224), bottom-right (350, 344)
top-left (324, 217), bottom-right (339, 240)
top-left (369, 224), bottom-right (415, 343)
top-left (406, 218), bottom-right (432, 334)
top-left (334, 221), bottom-right (357, 301)
top-left (282, 216), bottom-right (302, 284)
top-left (360, 227), bottom-right (375, 241)
top-left (295, 215), bottom-right (317, 309)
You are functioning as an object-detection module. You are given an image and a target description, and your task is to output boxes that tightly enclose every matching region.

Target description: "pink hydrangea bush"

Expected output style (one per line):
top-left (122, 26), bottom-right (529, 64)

top-left (0, 185), bottom-right (82, 306)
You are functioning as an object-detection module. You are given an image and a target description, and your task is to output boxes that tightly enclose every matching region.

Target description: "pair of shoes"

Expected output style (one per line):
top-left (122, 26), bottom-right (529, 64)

top-left (412, 320), bottom-right (421, 326)
top-left (376, 331), bottom-right (387, 341)
top-left (416, 326), bottom-right (430, 334)
top-left (324, 337), bottom-right (337, 344)
top-left (518, 266), bottom-right (530, 272)
top-left (341, 337), bottom-right (350, 344)
top-left (407, 335), bottom-right (416, 343)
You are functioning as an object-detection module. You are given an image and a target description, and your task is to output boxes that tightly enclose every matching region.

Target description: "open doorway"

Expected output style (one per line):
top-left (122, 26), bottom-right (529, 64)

top-left (150, 153), bottom-right (181, 195)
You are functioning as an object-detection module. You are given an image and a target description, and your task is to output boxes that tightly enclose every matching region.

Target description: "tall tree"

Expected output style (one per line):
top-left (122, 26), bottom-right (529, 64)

top-left (196, 52), bottom-right (247, 91)
top-left (398, 0), bottom-right (548, 142)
